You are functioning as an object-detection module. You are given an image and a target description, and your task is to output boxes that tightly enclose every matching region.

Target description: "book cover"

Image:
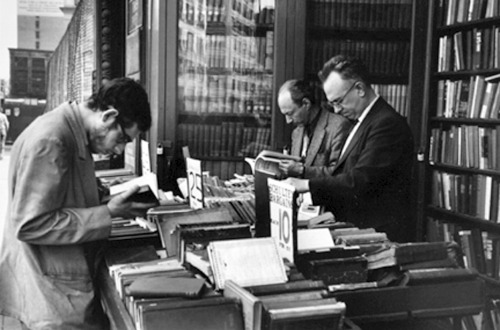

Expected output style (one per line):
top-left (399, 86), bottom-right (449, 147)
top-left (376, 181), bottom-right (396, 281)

top-left (138, 296), bottom-right (244, 330)
top-left (155, 207), bottom-right (233, 257)
top-left (106, 172), bottom-right (160, 205)
top-left (261, 298), bottom-right (346, 330)
top-left (207, 237), bottom-right (288, 290)
top-left (297, 228), bottom-right (335, 253)
top-left (403, 267), bottom-right (478, 285)
top-left (244, 280), bottom-right (326, 296)
top-left (365, 241), bottom-right (449, 270)
top-left (126, 277), bottom-right (207, 298)
top-left (223, 279), bottom-right (263, 330)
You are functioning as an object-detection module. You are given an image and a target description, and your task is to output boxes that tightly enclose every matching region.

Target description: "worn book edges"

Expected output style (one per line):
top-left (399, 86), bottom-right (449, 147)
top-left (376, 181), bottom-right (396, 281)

top-left (244, 280), bottom-right (326, 296)
top-left (365, 241), bottom-right (449, 270)
top-left (261, 298), bottom-right (346, 330)
top-left (224, 280), bottom-right (263, 330)
top-left (155, 207), bottom-right (234, 257)
top-left (208, 237), bottom-right (288, 290)
top-left (176, 222), bottom-right (252, 263)
top-left (125, 276), bottom-right (207, 298)
top-left (178, 222), bottom-right (252, 283)
top-left (137, 296), bottom-right (244, 330)
top-left (104, 245), bottom-right (159, 268)
top-left (296, 256), bottom-right (368, 285)
top-left (106, 172), bottom-right (160, 205)
top-left (402, 268), bottom-right (478, 285)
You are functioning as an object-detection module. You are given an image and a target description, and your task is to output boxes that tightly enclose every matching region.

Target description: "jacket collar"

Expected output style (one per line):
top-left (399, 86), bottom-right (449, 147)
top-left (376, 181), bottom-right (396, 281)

top-left (334, 98), bottom-right (385, 169)
top-left (65, 101), bottom-right (90, 160)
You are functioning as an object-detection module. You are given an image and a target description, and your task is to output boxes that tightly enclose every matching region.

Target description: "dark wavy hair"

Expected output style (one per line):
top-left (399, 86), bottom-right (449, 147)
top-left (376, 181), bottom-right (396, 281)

top-left (318, 55), bottom-right (371, 87)
top-left (279, 79), bottom-right (316, 105)
top-left (87, 77), bottom-right (152, 131)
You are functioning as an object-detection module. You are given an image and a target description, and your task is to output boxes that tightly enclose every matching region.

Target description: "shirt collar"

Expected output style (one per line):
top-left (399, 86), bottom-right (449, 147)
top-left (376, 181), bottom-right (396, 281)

top-left (355, 94), bottom-right (380, 125)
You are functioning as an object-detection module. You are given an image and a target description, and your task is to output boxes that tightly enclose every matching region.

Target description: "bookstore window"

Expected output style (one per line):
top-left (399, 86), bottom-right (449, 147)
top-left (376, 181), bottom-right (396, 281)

top-left (176, 0), bottom-right (275, 180)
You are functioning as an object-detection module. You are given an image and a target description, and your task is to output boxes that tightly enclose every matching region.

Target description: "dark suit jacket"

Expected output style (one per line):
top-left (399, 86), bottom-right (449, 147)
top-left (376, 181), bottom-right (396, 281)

top-left (290, 107), bottom-right (351, 178)
top-left (309, 98), bottom-right (414, 241)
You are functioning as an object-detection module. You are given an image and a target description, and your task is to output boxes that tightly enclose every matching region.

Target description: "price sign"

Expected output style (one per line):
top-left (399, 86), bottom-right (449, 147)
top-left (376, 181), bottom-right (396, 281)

top-left (186, 157), bottom-right (204, 209)
top-left (268, 178), bottom-right (297, 263)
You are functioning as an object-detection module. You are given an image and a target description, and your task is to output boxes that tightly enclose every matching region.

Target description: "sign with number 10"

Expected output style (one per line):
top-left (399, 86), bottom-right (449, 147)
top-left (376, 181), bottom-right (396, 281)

top-left (268, 178), bottom-right (297, 263)
top-left (186, 157), bottom-right (204, 209)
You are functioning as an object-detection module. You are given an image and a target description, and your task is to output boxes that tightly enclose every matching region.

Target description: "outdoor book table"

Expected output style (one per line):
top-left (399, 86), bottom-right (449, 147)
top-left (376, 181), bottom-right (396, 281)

top-left (99, 262), bottom-right (485, 330)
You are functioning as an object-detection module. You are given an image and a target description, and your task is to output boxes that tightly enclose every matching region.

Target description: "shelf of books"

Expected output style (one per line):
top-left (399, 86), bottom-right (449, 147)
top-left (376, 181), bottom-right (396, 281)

top-left (177, 0), bottom-right (275, 179)
top-left (425, 0), bottom-right (500, 326)
top-left (305, 0), bottom-right (413, 118)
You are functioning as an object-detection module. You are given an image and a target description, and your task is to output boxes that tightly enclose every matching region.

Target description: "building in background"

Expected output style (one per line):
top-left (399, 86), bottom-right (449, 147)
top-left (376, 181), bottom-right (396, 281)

top-left (5, 0), bottom-right (77, 143)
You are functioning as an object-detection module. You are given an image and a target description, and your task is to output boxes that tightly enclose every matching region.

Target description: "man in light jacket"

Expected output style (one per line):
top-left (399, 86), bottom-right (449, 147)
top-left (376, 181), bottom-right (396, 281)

top-left (0, 77), bottom-right (157, 329)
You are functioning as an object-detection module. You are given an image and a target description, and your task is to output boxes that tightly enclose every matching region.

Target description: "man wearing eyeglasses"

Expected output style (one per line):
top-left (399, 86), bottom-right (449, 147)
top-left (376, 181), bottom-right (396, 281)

top-left (0, 78), bottom-right (156, 329)
top-left (284, 55), bottom-right (414, 242)
top-left (277, 79), bottom-right (351, 178)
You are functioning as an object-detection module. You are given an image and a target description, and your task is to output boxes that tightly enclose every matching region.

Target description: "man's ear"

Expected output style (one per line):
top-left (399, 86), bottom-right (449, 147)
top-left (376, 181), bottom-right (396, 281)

top-left (101, 108), bottom-right (119, 124)
top-left (302, 97), bottom-right (311, 107)
top-left (355, 82), bottom-right (366, 97)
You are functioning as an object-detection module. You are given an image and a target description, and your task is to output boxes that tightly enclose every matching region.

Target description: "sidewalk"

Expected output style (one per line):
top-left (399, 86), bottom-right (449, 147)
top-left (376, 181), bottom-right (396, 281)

top-left (0, 145), bottom-right (23, 330)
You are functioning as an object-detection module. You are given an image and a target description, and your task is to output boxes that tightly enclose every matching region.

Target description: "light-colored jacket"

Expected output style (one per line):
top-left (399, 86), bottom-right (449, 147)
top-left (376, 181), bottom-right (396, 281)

top-left (0, 102), bottom-right (112, 329)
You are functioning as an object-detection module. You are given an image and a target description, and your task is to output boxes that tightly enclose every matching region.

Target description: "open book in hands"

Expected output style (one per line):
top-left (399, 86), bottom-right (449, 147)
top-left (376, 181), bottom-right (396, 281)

top-left (255, 150), bottom-right (302, 178)
top-left (104, 172), bottom-right (160, 205)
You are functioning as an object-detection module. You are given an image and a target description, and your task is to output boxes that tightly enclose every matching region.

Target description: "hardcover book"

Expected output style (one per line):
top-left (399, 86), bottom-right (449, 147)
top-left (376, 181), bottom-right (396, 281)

top-left (155, 207), bottom-right (234, 257)
top-left (365, 241), bottom-right (449, 270)
top-left (224, 280), bottom-right (263, 330)
top-left (105, 172), bottom-right (160, 205)
top-left (137, 296), bottom-right (244, 330)
top-left (126, 276), bottom-right (207, 299)
top-left (207, 237), bottom-right (288, 290)
top-left (261, 298), bottom-right (346, 330)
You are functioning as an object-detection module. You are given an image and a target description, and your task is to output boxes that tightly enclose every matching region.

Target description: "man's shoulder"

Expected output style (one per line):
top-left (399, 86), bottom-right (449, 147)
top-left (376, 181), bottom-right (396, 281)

top-left (320, 108), bottom-right (351, 128)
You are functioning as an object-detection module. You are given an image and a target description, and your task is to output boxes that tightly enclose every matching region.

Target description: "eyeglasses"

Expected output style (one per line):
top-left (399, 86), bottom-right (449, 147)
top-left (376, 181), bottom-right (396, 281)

top-left (327, 81), bottom-right (359, 109)
top-left (116, 122), bottom-right (133, 145)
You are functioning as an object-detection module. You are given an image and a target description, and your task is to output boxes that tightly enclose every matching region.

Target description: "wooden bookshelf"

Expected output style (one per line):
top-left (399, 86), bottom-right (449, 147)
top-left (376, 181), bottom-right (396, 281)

top-left (304, 0), bottom-right (415, 118)
top-left (422, 0), bottom-right (500, 324)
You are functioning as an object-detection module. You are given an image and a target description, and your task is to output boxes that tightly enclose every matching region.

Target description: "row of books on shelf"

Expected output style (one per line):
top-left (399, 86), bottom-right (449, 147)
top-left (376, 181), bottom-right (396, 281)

top-left (178, 122), bottom-right (271, 158)
top-left (179, 71), bottom-right (273, 114)
top-left (179, 32), bottom-right (274, 72)
top-left (202, 159), bottom-right (249, 181)
top-left (438, 27), bottom-right (500, 72)
top-left (307, 39), bottom-right (410, 76)
top-left (437, 0), bottom-right (499, 27)
top-left (431, 170), bottom-right (500, 222)
top-left (426, 217), bottom-right (499, 279)
top-left (436, 76), bottom-right (500, 118)
top-left (307, 0), bottom-right (412, 29)
top-left (372, 84), bottom-right (410, 117)
top-left (429, 125), bottom-right (500, 170)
